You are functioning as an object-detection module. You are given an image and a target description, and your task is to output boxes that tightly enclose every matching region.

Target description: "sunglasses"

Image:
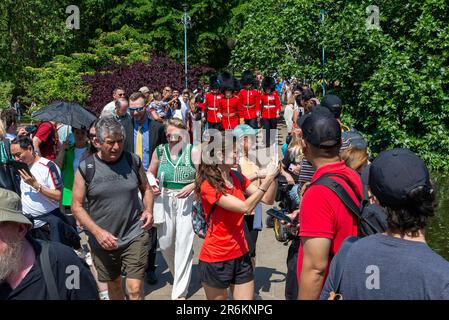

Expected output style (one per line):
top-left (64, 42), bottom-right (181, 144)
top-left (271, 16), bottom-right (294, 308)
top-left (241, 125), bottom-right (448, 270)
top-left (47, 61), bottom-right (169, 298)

top-left (129, 107), bottom-right (144, 112)
top-left (117, 93), bottom-right (126, 97)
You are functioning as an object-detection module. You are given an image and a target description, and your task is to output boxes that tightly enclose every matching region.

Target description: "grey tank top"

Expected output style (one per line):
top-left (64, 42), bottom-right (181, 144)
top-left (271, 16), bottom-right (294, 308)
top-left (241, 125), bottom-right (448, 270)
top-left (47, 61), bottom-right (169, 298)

top-left (79, 153), bottom-right (144, 249)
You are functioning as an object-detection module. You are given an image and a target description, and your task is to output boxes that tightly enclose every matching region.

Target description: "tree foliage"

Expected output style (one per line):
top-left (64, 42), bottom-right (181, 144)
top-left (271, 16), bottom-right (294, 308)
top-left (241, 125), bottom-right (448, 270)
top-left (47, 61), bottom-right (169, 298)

top-left (83, 55), bottom-right (215, 115)
top-left (229, 0), bottom-right (449, 171)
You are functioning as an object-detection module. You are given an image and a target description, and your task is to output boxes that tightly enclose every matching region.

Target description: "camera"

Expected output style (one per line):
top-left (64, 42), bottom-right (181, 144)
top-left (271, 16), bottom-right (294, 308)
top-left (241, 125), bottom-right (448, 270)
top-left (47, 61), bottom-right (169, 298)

top-left (267, 207), bottom-right (299, 244)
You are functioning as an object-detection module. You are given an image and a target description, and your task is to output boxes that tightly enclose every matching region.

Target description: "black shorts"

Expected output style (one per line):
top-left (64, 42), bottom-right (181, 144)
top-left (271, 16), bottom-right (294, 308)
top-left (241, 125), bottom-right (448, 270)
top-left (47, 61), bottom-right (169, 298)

top-left (199, 254), bottom-right (254, 289)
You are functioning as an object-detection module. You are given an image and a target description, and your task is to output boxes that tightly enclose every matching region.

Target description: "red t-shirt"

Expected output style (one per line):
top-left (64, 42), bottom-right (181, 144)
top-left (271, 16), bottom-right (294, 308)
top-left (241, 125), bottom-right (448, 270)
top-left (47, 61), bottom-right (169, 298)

top-left (199, 171), bottom-right (252, 263)
top-left (297, 161), bottom-right (362, 285)
top-left (35, 122), bottom-right (56, 161)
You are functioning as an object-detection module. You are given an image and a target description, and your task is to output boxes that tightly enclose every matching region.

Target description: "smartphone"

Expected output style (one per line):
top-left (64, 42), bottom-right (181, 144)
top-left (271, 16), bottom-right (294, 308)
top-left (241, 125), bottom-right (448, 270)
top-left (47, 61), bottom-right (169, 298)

top-left (8, 160), bottom-right (32, 176)
top-left (266, 208), bottom-right (297, 226)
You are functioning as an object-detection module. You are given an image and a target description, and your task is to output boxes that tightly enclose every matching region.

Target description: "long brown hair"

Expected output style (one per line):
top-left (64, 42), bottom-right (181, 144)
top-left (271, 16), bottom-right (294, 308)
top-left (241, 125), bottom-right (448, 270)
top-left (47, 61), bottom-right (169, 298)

top-left (194, 131), bottom-right (235, 200)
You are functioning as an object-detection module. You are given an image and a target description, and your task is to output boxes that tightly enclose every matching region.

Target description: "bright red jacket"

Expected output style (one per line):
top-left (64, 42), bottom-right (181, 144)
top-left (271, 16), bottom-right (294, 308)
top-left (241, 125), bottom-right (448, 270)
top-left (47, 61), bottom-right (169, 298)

top-left (238, 89), bottom-right (260, 120)
top-left (219, 95), bottom-right (242, 130)
top-left (204, 92), bottom-right (223, 123)
top-left (260, 91), bottom-right (280, 119)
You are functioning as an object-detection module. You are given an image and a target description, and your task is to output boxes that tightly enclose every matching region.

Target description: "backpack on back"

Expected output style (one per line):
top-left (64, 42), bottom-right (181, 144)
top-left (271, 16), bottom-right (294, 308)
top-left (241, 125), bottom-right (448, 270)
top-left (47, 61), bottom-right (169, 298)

top-left (309, 173), bottom-right (387, 237)
top-left (192, 170), bottom-right (244, 239)
top-left (80, 151), bottom-right (142, 188)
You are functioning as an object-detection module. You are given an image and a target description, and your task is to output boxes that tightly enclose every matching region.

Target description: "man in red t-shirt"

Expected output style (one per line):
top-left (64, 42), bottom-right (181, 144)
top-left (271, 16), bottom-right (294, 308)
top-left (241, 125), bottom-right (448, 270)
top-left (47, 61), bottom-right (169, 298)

top-left (32, 121), bottom-right (58, 161)
top-left (295, 113), bottom-right (362, 300)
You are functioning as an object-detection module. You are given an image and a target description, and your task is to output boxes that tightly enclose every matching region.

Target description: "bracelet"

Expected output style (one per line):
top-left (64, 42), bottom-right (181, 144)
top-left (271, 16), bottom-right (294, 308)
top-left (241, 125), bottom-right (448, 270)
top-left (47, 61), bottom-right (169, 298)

top-left (37, 184), bottom-right (43, 193)
top-left (258, 187), bottom-right (267, 193)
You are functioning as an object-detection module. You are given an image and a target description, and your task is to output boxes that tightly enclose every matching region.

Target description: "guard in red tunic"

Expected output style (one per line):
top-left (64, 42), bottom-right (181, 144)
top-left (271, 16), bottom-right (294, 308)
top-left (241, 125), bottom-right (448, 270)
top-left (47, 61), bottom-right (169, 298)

top-left (260, 76), bottom-right (281, 147)
top-left (238, 70), bottom-right (260, 129)
top-left (204, 75), bottom-right (223, 131)
top-left (218, 72), bottom-right (242, 130)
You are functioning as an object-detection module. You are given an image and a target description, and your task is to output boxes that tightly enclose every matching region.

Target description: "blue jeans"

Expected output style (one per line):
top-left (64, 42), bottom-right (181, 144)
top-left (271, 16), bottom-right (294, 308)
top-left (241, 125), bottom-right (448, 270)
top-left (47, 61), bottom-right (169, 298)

top-left (288, 184), bottom-right (300, 208)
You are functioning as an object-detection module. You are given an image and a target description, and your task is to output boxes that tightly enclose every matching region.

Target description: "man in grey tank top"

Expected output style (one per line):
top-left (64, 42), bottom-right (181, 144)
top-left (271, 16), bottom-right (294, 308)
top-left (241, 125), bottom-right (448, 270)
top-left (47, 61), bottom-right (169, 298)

top-left (71, 117), bottom-right (154, 300)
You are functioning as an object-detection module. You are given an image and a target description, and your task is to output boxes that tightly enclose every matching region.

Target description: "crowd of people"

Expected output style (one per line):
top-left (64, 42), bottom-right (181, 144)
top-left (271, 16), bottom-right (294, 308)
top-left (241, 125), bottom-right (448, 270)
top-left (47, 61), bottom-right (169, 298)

top-left (1, 69), bottom-right (449, 301)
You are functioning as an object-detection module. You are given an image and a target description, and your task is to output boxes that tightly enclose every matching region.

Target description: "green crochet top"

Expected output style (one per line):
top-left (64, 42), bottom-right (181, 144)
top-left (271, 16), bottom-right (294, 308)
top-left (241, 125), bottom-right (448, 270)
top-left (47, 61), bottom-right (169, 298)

top-left (156, 143), bottom-right (196, 190)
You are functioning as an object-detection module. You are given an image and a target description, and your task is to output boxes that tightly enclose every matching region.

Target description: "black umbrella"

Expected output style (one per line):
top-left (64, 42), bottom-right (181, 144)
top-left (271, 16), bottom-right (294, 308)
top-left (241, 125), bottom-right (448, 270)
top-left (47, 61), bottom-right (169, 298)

top-left (32, 101), bottom-right (97, 129)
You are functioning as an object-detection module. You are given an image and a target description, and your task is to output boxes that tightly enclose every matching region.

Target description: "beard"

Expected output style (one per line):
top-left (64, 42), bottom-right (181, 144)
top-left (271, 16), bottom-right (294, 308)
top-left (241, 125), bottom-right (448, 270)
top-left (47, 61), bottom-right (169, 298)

top-left (0, 236), bottom-right (23, 281)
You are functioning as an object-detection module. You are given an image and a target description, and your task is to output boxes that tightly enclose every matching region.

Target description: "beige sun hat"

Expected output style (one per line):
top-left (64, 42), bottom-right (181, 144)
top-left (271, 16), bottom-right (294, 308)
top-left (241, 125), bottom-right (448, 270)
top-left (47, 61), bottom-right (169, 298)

top-left (0, 188), bottom-right (32, 226)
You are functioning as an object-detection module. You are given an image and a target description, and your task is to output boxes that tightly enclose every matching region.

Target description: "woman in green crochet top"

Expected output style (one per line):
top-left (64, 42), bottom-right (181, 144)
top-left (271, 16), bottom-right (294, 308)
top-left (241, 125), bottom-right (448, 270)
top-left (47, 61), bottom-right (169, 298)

top-left (148, 118), bottom-right (200, 300)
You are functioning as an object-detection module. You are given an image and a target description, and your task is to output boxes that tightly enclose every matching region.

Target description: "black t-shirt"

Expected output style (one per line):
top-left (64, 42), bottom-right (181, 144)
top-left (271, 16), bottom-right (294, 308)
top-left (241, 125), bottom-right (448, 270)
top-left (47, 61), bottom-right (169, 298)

top-left (0, 237), bottom-right (99, 300)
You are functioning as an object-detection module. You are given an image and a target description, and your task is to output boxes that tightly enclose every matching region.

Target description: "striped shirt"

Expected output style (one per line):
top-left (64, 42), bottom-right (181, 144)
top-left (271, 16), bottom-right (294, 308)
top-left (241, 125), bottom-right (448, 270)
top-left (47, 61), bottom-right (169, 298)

top-left (299, 159), bottom-right (315, 187)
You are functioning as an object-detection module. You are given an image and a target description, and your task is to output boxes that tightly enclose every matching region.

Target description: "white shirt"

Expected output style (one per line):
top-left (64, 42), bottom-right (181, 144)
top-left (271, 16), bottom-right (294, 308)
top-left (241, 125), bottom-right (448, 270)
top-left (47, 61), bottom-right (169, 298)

top-left (284, 104), bottom-right (294, 133)
top-left (5, 133), bottom-right (16, 141)
top-left (180, 98), bottom-right (189, 123)
top-left (101, 101), bottom-right (116, 117)
top-left (172, 109), bottom-right (184, 121)
top-left (20, 157), bottom-right (62, 228)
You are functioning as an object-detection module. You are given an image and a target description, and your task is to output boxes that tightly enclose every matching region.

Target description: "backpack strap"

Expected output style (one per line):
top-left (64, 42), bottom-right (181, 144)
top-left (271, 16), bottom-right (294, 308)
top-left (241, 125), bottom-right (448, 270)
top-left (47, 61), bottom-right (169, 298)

top-left (79, 153), bottom-right (95, 186)
top-left (206, 203), bottom-right (217, 226)
top-left (311, 175), bottom-right (361, 219)
top-left (125, 152), bottom-right (142, 186)
top-left (231, 170), bottom-right (245, 188)
top-left (38, 240), bottom-right (61, 300)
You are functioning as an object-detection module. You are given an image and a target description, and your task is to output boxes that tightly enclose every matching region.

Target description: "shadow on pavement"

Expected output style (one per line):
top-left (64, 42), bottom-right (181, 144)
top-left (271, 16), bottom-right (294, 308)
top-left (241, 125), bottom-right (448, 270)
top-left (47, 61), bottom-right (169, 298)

top-left (144, 251), bottom-right (171, 295)
top-left (254, 266), bottom-right (286, 295)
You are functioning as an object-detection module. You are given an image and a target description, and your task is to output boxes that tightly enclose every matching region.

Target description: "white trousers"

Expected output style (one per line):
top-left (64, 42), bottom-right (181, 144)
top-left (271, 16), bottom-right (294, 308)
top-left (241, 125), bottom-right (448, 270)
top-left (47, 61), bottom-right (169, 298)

top-left (156, 189), bottom-right (194, 300)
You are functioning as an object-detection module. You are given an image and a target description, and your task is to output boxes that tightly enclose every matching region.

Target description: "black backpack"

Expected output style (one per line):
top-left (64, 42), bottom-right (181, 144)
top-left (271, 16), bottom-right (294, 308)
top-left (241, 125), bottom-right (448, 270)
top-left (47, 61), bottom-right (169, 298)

top-left (310, 173), bottom-right (388, 237)
top-left (80, 152), bottom-right (142, 187)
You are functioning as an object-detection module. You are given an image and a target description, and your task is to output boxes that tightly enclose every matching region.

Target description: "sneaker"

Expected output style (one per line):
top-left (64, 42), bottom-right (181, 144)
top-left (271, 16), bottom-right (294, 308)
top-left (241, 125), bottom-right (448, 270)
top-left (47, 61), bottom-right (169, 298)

top-left (99, 290), bottom-right (110, 300)
top-left (85, 252), bottom-right (93, 267)
top-left (145, 270), bottom-right (158, 285)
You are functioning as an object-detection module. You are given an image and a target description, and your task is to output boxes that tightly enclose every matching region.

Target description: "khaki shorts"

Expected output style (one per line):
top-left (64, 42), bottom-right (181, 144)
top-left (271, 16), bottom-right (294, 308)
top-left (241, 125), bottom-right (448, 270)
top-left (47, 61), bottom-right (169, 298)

top-left (90, 232), bottom-right (149, 282)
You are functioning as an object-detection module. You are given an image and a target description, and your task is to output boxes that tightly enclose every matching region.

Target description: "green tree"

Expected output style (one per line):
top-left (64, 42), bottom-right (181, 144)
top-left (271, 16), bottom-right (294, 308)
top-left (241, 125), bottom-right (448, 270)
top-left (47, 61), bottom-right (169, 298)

top-left (22, 26), bottom-right (152, 111)
top-left (106, 0), bottom-right (241, 69)
top-left (229, 0), bottom-right (449, 170)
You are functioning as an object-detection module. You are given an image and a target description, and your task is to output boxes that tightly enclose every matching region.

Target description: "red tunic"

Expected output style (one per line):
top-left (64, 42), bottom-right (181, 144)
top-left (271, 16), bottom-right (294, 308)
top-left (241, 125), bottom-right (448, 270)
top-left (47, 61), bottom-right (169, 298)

top-left (219, 95), bottom-right (241, 130)
top-left (238, 89), bottom-right (260, 120)
top-left (260, 92), bottom-right (281, 119)
top-left (204, 92), bottom-right (223, 123)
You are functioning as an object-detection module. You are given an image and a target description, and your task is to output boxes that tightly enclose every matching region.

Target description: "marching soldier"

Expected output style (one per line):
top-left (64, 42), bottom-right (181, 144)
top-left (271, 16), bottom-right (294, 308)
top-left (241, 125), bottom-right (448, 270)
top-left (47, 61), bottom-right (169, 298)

top-left (238, 70), bottom-right (260, 129)
top-left (204, 75), bottom-right (223, 131)
top-left (218, 72), bottom-right (242, 130)
top-left (260, 76), bottom-right (281, 147)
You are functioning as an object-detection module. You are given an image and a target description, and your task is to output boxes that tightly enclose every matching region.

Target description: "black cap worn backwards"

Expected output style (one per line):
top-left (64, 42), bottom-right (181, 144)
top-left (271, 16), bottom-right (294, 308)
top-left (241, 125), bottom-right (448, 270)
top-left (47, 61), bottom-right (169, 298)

top-left (301, 113), bottom-right (341, 148)
top-left (361, 148), bottom-right (432, 207)
top-left (321, 95), bottom-right (342, 118)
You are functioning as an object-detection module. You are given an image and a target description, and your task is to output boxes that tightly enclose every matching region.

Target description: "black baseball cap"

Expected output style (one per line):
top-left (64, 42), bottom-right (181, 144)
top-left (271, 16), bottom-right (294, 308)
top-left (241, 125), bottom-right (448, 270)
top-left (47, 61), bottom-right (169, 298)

top-left (341, 129), bottom-right (367, 151)
top-left (297, 104), bottom-right (333, 128)
top-left (362, 148), bottom-right (432, 207)
top-left (321, 95), bottom-right (342, 118)
top-left (301, 113), bottom-right (341, 148)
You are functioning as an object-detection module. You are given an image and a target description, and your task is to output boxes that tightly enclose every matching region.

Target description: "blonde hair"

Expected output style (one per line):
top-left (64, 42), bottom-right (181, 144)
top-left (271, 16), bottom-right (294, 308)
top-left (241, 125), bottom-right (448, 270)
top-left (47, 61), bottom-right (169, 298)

top-left (287, 131), bottom-right (304, 163)
top-left (341, 145), bottom-right (368, 172)
top-left (164, 118), bottom-right (187, 131)
top-left (0, 119), bottom-right (5, 139)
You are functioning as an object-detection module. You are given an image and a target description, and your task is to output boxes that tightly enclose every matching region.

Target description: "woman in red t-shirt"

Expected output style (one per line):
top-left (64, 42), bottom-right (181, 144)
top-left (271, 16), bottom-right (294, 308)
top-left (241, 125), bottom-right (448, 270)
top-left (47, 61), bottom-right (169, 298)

top-left (194, 133), bottom-right (280, 300)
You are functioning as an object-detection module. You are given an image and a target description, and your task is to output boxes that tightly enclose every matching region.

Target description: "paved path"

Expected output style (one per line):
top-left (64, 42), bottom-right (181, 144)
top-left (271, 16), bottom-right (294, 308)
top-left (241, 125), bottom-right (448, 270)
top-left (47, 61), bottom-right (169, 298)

top-left (144, 206), bottom-right (289, 300)
top-left (144, 122), bottom-right (290, 300)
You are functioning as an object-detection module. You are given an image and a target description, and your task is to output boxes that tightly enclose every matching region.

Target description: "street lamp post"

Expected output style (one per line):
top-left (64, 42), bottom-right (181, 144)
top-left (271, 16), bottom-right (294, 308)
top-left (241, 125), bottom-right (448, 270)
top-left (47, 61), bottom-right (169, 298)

top-left (181, 4), bottom-right (190, 89)
top-left (320, 8), bottom-right (327, 96)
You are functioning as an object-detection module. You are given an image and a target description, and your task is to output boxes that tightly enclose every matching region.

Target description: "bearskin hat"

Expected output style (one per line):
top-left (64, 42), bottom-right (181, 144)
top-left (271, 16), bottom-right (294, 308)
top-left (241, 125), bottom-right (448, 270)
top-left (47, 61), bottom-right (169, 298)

top-left (217, 71), bottom-right (236, 93)
top-left (209, 75), bottom-right (220, 90)
top-left (262, 76), bottom-right (276, 92)
top-left (240, 70), bottom-right (255, 86)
